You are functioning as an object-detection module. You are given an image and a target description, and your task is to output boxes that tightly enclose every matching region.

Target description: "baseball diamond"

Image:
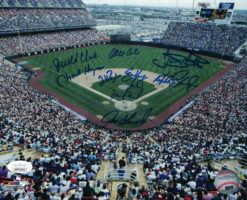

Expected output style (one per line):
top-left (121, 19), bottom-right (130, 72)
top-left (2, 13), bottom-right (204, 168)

top-left (17, 44), bottom-right (228, 129)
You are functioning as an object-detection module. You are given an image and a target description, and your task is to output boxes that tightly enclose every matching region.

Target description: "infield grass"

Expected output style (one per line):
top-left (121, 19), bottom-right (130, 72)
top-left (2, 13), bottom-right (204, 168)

top-left (92, 76), bottom-right (157, 101)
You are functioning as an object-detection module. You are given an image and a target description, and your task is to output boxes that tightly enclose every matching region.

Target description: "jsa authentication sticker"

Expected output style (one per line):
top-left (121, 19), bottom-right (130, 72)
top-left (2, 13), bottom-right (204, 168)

top-left (7, 161), bottom-right (33, 174)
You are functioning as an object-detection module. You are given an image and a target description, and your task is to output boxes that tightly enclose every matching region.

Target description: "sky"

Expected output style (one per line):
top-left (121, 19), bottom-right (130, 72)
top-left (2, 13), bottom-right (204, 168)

top-left (83, 0), bottom-right (247, 10)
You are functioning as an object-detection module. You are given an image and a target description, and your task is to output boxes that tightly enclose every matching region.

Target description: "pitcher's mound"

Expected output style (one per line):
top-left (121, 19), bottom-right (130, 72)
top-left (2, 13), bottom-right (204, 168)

top-left (118, 84), bottom-right (129, 90)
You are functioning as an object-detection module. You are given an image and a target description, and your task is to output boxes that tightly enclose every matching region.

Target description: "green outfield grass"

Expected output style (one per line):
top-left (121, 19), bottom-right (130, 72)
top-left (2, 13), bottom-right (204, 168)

top-left (18, 44), bottom-right (224, 129)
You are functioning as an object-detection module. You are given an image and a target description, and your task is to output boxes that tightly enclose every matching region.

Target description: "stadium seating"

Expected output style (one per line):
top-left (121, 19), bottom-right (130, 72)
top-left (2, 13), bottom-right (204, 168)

top-left (1, 0), bottom-right (85, 8)
top-left (162, 22), bottom-right (247, 56)
top-left (0, 0), bottom-right (109, 56)
top-left (0, 0), bottom-right (93, 33)
top-left (0, 8), bottom-right (95, 32)
top-left (1, 55), bottom-right (247, 199)
top-left (1, 57), bottom-right (246, 199)
top-left (0, 29), bottom-right (109, 56)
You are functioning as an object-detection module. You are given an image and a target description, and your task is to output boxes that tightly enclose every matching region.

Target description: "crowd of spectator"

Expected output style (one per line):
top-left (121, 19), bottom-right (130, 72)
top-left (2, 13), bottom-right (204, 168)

top-left (0, 0), bottom-right (105, 59)
top-left (0, 61), bottom-right (115, 199)
top-left (105, 116), bottom-right (247, 200)
top-left (0, 8), bottom-right (95, 31)
top-left (173, 61), bottom-right (247, 133)
top-left (162, 22), bottom-right (247, 56)
top-left (0, 1), bottom-right (241, 200)
top-left (0, 7), bottom-right (246, 197)
top-left (0, 0), bottom-right (84, 8)
top-left (0, 57), bottom-right (246, 199)
top-left (0, 29), bottom-right (109, 56)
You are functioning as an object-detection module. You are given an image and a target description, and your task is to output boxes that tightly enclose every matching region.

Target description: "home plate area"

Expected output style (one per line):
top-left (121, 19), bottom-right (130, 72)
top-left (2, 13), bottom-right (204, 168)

top-left (114, 100), bottom-right (137, 111)
top-left (72, 68), bottom-right (169, 112)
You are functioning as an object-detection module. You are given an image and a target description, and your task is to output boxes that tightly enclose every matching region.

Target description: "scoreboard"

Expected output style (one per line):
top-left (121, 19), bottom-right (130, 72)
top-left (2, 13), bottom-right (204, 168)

top-left (200, 9), bottom-right (227, 19)
top-left (195, 2), bottom-right (235, 24)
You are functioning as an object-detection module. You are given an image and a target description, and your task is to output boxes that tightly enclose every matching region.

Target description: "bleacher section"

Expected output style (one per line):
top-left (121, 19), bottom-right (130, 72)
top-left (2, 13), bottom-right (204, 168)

top-left (1, 0), bottom-right (85, 8)
top-left (0, 0), bottom-right (109, 56)
top-left (0, 29), bottom-right (109, 56)
top-left (0, 8), bottom-right (96, 33)
top-left (161, 22), bottom-right (247, 56)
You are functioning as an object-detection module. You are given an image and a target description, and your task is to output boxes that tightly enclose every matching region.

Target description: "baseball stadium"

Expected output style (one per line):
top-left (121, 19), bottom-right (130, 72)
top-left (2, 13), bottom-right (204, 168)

top-left (0, 0), bottom-right (247, 199)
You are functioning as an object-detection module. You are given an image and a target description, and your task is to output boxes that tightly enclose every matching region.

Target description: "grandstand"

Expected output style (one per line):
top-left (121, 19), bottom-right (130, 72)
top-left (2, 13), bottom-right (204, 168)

top-left (0, 8), bottom-right (95, 32)
top-left (0, 0), bottom-right (91, 34)
top-left (0, 0), bottom-right (247, 199)
top-left (161, 21), bottom-right (247, 56)
top-left (0, 0), bottom-right (109, 57)
top-left (1, 0), bottom-right (85, 8)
